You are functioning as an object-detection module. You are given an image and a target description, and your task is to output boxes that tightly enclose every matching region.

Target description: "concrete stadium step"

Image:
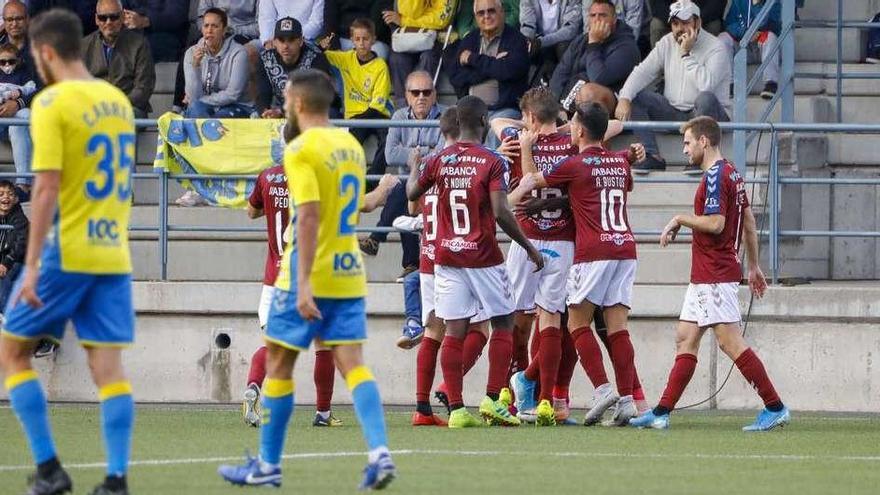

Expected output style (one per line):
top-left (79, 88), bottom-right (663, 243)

top-left (799, 0), bottom-right (876, 22)
top-left (154, 62), bottom-right (177, 94)
top-left (794, 25), bottom-right (863, 63)
top-left (130, 235), bottom-right (692, 283)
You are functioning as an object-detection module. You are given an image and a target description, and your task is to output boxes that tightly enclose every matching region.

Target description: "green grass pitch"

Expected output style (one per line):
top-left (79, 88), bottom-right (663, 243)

top-left (1, 405), bottom-right (879, 494)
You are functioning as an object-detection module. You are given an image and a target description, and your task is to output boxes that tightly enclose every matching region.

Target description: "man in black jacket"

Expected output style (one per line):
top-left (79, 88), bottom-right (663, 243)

top-left (550, 0), bottom-right (640, 115)
top-left (650, 0), bottom-right (725, 47)
top-left (447, 0), bottom-right (529, 147)
top-left (0, 180), bottom-right (27, 313)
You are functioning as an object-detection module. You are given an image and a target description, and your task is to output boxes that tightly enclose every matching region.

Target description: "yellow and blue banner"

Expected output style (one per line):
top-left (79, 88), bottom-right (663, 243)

top-left (152, 112), bottom-right (286, 208)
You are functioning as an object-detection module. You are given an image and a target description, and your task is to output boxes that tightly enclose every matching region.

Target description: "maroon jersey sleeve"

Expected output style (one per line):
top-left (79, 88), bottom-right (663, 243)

top-left (417, 154), bottom-right (439, 191)
top-left (249, 170), bottom-right (266, 209)
top-left (543, 156), bottom-right (579, 187)
top-left (488, 155), bottom-right (509, 193)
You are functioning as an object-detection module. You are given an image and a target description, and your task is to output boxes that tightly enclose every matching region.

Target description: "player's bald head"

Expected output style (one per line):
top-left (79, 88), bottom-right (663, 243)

top-left (285, 69), bottom-right (335, 113)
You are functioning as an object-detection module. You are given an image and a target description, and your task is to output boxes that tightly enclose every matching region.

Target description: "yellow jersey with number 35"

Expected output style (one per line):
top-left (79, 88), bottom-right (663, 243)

top-left (274, 127), bottom-right (367, 298)
top-left (31, 79), bottom-right (135, 274)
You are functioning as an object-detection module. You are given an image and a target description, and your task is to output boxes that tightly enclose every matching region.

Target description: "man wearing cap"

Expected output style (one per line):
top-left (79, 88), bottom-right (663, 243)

top-left (615, 0), bottom-right (730, 175)
top-left (256, 17), bottom-right (334, 119)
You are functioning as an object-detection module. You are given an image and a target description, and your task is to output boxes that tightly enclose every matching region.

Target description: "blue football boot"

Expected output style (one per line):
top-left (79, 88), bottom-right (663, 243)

top-left (628, 409), bottom-right (670, 430)
top-left (509, 371), bottom-right (537, 413)
top-left (218, 453), bottom-right (282, 488)
top-left (743, 406), bottom-right (791, 432)
top-left (359, 452), bottom-right (396, 491)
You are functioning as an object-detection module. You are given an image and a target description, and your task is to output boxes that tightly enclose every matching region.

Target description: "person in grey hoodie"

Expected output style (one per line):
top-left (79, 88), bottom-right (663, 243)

top-left (616, 1), bottom-right (730, 175)
top-left (550, 0), bottom-right (640, 114)
top-left (183, 7), bottom-right (253, 118)
top-left (520, 0), bottom-right (582, 84)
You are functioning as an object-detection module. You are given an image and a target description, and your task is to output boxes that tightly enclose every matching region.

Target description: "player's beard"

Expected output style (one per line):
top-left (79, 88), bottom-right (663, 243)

top-left (34, 52), bottom-right (55, 86)
top-left (688, 148), bottom-right (703, 167)
top-left (283, 115), bottom-right (300, 144)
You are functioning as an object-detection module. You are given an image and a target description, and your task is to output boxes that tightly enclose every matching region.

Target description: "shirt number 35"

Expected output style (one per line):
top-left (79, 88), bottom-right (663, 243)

top-left (85, 132), bottom-right (135, 201)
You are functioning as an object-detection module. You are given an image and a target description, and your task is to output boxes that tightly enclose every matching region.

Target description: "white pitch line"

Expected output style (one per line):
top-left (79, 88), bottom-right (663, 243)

top-left (2, 449), bottom-right (880, 473)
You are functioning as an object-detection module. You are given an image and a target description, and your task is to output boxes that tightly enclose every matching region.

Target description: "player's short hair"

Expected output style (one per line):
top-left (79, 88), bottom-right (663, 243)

top-left (28, 9), bottom-right (83, 61)
top-left (203, 7), bottom-right (228, 27)
top-left (287, 69), bottom-right (335, 113)
top-left (456, 95), bottom-right (488, 133)
top-left (573, 102), bottom-right (608, 141)
top-left (519, 86), bottom-right (559, 124)
top-left (681, 116), bottom-right (721, 146)
top-left (439, 107), bottom-right (460, 141)
top-left (350, 18), bottom-right (376, 37)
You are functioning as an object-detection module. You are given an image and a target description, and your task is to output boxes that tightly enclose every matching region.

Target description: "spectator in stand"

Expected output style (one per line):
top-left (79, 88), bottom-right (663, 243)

top-left (321, 0), bottom-right (392, 60)
top-left (84, 0), bottom-right (156, 118)
top-left (359, 71), bottom-right (445, 281)
top-left (520, 0), bottom-right (582, 86)
top-left (616, 0), bottom-right (730, 175)
top-left (448, 0), bottom-right (529, 147)
top-left (454, 0), bottom-right (520, 39)
top-left (198, 0), bottom-right (259, 44)
top-left (385, 0), bottom-right (456, 107)
top-left (256, 17), bottom-right (333, 119)
top-left (259, 0), bottom-right (324, 47)
top-left (0, 2), bottom-right (36, 201)
top-left (550, 0), bottom-right (640, 115)
top-left (0, 179), bottom-right (26, 312)
top-left (650, 0), bottom-right (724, 47)
top-left (582, 0), bottom-right (644, 43)
top-left (182, 7), bottom-right (253, 118)
top-left (324, 18), bottom-right (393, 175)
top-left (718, 0), bottom-right (780, 99)
top-left (28, 0), bottom-right (97, 34)
top-left (121, 0), bottom-right (190, 62)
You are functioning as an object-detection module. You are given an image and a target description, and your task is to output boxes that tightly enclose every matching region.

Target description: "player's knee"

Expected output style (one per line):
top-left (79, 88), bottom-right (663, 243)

top-left (0, 339), bottom-right (33, 373)
top-left (674, 333), bottom-right (700, 354)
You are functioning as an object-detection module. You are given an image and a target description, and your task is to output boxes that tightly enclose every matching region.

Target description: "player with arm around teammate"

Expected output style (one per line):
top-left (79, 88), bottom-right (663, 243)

top-left (511, 102), bottom-right (646, 427)
top-left (630, 116), bottom-right (790, 431)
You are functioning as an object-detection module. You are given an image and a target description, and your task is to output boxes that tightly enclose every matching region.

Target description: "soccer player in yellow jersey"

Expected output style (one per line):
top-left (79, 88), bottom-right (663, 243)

top-left (0, 10), bottom-right (136, 495)
top-left (218, 69), bottom-right (396, 490)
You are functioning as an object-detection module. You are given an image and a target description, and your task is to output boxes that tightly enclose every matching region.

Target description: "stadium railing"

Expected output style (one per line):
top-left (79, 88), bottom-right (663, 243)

top-left (1, 117), bottom-right (879, 284)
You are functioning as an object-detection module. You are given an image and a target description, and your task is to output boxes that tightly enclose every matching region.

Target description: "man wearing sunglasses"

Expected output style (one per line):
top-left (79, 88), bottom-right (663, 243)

top-left (448, 0), bottom-right (530, 148)
top-left (84, 0), bottom-right (156, 119)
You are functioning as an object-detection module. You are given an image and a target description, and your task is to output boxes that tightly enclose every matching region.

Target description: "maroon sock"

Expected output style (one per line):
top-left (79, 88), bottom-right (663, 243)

top-left (571, 326), bottom-right (608, 388)
top-left (608, 330), bottom-right (636, 397)
top-left (247, 346), bottom-right (267, 388)
top-left (486, 330), bottom-right (513, 396)
top-left (461, 329), bottom-right (488, 375)
top-left (658, 353), bottom-right (698, 410)
top-left (537, 327), bottom-right (562, 402)
top-left (314, 350), bottom-right (335, 411)
top-left (734, 348), bottom-right (782, 408)
top-left (416, 337), bottom-right (441, 403)
top-left (632, 368), bottom-right (645, 401)
top-left (524, 326), bottom-right (542, 381)
top-left (440, 335), bottom-right (465, 408)
top-left (554, 328), bottom-right (577, 397)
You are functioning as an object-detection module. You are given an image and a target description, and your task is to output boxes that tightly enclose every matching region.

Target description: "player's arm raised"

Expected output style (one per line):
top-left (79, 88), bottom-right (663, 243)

top-left (15, 171), bottom-right (61, 308)
top-left (742, 206), bottom-right (767, 298)
top-left (491, 190), bottom-right (544, 272)
top-left (508, 171), bottom-right (547, 205)
top-left (405, 149), bottom-right (432, 202)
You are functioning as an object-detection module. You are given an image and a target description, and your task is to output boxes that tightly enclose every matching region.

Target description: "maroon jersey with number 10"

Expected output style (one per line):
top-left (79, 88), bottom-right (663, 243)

top-left (249, 165), bottom-right (290, 285)
top-left (543, 146), bottom-right (637, 263)
top-left (417, 142), bottom-right (508, 268)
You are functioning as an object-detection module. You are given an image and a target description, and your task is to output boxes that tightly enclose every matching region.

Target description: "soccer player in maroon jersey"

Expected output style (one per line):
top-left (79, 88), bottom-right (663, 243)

top-left (243, 162), bottom-right (399, 428)
top-left (512, 102), bottom-right (646, 427)
top-left (406, 96), bottom-right (544, 428)
top-left (631, 116), bottom-right (790, 431)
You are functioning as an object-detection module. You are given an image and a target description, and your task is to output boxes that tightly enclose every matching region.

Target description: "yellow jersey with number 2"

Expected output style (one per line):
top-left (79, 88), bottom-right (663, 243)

top-left (31, 79), bottom-right (135, 274)
top-left (275, 126), bottom-right (367, 299)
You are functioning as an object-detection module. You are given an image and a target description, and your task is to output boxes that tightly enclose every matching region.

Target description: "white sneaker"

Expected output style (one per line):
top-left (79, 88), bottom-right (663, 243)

top-left (516, 408), bottom-right (537, 423)
top-left (583, 383), bottom-right (619, 426)
top-left (608, 396), bottom-right (637, 427)
top-left (175, 190), bottom-right (208, 207)
top-left (392, 215), bottom-right (423, 233)
top-left (242, 384), bottom-right (261, 427)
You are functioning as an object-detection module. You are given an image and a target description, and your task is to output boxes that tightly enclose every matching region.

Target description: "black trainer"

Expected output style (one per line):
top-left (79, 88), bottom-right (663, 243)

top-left (632, 155), bottom-right (667, 175)
top-left (682, 163), bottom-right (704, 176)
top-left (26, 467), bottom-right (72, 495)
top-left (89, 476), bottom-right (128, 495)
top-left (760, 81), bottom-right (778, 100)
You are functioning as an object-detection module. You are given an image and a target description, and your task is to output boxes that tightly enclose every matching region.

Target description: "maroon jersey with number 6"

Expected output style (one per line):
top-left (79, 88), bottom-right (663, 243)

top-left (543, 145), bottom-right (636, 263)
top-left (690, 159), bottom-right (749, 284)
top-left (249, 165), bottom-right (290, 285)
top-left (417, 142), bottom-right (508, 268)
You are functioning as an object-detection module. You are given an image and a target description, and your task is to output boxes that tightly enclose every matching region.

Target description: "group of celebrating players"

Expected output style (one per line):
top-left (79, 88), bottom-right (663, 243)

top-left (0, 8), bottom-right (791, 494)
